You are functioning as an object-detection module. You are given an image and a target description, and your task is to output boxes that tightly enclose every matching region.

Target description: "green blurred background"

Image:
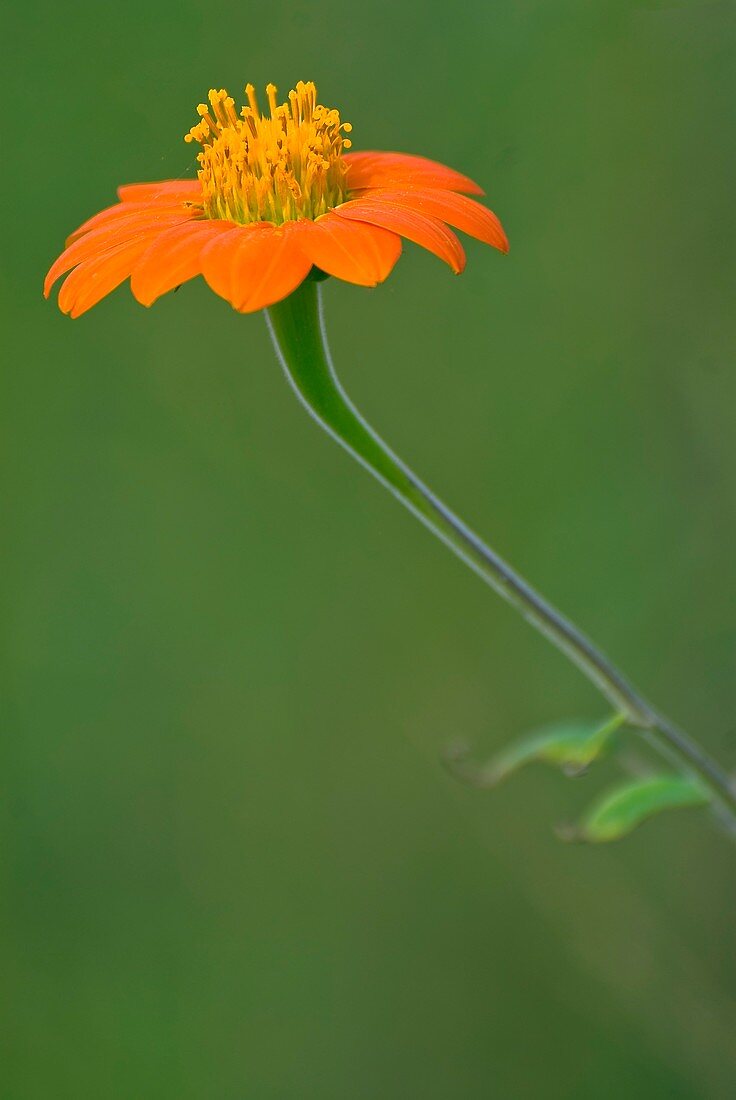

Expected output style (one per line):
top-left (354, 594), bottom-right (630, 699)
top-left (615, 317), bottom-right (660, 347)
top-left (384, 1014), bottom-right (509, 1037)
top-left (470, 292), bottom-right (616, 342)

top-left (3, 0), bottom-right (736, 1096)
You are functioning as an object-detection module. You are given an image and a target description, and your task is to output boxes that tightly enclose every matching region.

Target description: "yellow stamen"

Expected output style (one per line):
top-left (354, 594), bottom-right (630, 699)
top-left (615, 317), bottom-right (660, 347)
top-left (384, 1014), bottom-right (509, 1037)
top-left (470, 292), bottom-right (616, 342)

top-left (245, 83), bottom-right (259, 114)
top-left (185, 80), bottom-right (352, 225)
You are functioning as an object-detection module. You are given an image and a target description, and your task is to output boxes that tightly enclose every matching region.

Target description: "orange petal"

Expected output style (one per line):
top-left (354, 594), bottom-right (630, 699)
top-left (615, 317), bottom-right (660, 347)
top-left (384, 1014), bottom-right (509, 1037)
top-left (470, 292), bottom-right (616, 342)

top-left (293, 214), bottom-right (401, 286)
top-left (67, 200), bottom-right (201, 244)
top-left (117, 179), bottom-right (202, 203)
top-left (45, 212), bottom-right (196, 296)
top-left (334, 198), bottom-right (466, 274)
top-left (200, 224), bottom-right (312, 312)
top-left (57, 235), bottom-right (160, 318)
top-left (344, 151), bottom-right (484, 196)
top-left (198, 224), bottom-right (272, 305)
top-left (355, 188), bottom-right (509, 253)
top-left (130, 220), bottom-right (236, 306)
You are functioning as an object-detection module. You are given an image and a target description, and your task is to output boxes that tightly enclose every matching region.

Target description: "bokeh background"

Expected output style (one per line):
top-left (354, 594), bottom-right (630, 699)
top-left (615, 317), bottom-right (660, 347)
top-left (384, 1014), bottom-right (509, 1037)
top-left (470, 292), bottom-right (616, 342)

top-left (3, 1), bottom-right (736, 1096)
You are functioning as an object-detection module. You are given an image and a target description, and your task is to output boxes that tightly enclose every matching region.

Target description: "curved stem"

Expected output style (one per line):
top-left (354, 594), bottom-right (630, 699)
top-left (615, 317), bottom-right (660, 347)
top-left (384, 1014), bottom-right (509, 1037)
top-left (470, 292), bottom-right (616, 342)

top-left (265, 279), bottom-right (736, 825)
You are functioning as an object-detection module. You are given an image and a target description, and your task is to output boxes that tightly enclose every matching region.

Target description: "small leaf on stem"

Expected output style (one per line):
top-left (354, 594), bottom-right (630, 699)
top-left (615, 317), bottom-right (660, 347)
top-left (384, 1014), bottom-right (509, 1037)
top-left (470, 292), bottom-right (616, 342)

top-left (564, 774), bottom-right (711, 843)
top-left (445, 713), bottom-right (625, 788)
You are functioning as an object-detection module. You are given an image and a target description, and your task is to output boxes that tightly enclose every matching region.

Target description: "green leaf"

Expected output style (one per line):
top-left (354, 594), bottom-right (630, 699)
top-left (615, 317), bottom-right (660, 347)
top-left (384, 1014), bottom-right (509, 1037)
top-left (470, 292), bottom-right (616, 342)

top-left (488, 714), bottom-right (625, 782)
top-left (570, 775), bottom-right (711, 843)
top-left (446, 714), bottom-right (625, 788)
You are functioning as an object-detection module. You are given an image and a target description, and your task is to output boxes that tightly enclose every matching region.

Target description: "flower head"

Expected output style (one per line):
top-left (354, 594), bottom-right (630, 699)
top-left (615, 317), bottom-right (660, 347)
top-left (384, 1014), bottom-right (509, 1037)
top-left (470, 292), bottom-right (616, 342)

top-left (45, 81), bottom-right (508, 318)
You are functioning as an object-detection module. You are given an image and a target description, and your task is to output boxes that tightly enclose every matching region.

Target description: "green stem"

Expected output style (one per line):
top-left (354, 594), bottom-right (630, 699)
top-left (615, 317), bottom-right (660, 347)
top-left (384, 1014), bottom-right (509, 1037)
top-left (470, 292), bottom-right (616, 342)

top-left (265, 279), bottom-right (736, 827)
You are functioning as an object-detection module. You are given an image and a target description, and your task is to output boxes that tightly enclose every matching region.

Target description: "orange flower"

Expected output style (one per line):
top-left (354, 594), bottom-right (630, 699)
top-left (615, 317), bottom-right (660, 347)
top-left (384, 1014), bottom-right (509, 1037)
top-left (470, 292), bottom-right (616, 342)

top-left (45, 81), bottom-right (508, 318)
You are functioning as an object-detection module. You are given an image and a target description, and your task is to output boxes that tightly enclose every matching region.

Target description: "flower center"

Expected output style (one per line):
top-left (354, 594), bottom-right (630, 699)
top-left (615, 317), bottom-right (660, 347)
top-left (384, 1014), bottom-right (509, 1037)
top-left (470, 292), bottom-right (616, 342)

top-left (185, 81), bottom-right (353, 226)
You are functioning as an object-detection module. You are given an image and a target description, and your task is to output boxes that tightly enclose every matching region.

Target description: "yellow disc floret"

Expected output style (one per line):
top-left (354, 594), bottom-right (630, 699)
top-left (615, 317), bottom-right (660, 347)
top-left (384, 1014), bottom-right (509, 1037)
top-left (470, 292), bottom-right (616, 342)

top-left (185, 80), bottom-right (353, 225)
